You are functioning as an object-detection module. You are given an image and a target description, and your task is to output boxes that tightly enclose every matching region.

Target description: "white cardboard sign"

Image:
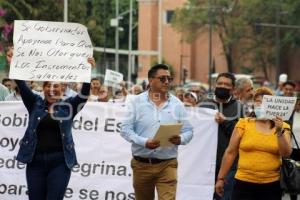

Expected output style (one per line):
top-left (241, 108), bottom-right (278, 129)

top-left (104, 69), bottom-right (123, 89)
top-left (9, 20), bottom-right (93, 83)
top-left (262, 95), bottom-right (297, 121)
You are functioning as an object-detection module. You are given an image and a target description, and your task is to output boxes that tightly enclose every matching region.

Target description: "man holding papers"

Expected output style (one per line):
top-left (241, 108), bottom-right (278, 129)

top-left (121, 64), bottom-right (193, 200)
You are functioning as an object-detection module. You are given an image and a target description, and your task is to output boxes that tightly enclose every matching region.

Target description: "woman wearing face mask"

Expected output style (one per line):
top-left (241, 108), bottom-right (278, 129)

top-left (215, 87), bottom-right (292, 200)
top-left (11, 57), bottom-right (95, 200)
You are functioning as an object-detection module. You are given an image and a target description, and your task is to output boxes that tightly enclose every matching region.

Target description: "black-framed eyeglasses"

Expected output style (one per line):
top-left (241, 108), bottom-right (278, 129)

top-left (152, 76), bottom-right (174, 83)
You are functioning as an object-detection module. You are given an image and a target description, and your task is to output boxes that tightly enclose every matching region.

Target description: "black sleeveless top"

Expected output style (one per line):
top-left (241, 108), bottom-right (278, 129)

top-left (36, 113), bottom-right (63, 153)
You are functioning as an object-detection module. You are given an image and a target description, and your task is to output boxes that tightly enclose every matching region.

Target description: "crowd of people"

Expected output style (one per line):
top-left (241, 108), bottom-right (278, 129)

top-left (1, 45), bottom-right (300, 200)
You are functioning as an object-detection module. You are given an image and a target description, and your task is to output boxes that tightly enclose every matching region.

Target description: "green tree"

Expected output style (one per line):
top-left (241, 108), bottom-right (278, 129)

top-left (172, 0), bottom-right (300, 80)
top-left (0, 0), bottom-right (138, 79)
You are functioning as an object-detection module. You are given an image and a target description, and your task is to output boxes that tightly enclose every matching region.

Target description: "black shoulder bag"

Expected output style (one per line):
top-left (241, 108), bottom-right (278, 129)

top-left (280, 130), bottom-right (300, 194)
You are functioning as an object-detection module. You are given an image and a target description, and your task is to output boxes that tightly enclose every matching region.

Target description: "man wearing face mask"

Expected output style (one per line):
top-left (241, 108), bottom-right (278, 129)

top-left (200, 72), bottom-right (244, 200)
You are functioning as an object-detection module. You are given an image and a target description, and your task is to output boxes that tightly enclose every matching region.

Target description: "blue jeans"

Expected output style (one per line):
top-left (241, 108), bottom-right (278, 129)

top-left (26, 151), bottom-right (71, 200)
top-left (214, 170), bottom-right (236, 200)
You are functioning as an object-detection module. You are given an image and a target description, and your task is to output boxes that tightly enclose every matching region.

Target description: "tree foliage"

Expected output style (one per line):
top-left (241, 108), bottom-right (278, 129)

top-left (0, 0), bottom-right (138, 52)
top-left (0, 0), bottom-right (138, 77)
top-left (172, 0), bottom-right (300, 79)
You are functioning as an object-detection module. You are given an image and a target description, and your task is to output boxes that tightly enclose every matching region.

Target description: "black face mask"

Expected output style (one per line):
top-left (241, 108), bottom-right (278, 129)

top-left (215, 87), bottom-right (231, 100)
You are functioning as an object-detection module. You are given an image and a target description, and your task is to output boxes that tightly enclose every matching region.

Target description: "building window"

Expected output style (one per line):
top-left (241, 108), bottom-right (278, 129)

top-left (165, 10), bottom-right (174, 24)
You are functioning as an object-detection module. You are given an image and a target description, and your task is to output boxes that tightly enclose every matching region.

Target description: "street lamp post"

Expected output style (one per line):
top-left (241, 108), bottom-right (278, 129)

top-left (64, 0), bottom-right (68, 22)
top-left (127, 0), bottom-right (133, 83)
top-left (208, 0), bottom-right (213, 92)
top-left (275, 6), bottom-right (281, 88)
top-left (158, 0), bottom-right (163, 63)
top-left (115, 0), bottom-right (119, 72)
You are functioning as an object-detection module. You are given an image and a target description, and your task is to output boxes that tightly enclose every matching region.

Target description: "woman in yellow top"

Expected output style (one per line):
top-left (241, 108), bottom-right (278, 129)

top-left (215, 87), bottom-right (292, 200)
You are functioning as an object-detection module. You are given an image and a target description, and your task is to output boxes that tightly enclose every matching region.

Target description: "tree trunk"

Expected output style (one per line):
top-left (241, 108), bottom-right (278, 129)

top-left (225, 46), bottom-right (234, 73)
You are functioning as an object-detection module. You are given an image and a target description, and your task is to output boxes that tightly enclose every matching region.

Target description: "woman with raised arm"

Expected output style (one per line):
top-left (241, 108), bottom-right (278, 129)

top-left (7, 48), bottom-right (96, 200)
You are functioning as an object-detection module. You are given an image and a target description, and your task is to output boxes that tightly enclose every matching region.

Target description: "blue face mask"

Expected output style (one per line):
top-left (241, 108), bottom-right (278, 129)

top-left (254, 106), bottom-right (266, 120)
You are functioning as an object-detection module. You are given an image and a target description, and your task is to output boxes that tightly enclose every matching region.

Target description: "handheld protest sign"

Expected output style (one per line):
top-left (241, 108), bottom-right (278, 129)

top-left (104, 69), bottom-right (123, 89)
top-left (262, 95), bottom-right (297, 121)
top-left (9, 20), bottom-right (93, 83)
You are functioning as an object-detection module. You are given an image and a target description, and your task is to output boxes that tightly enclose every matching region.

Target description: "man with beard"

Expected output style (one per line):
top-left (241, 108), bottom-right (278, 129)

top-left (200, 73), bottom-right (243, 200)
top-left (234, 77), bottom-right (254, 116)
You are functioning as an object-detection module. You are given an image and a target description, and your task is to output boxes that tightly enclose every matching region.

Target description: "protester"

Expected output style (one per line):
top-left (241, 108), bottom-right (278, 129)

top-left (4, 84), bottom-right (22, 101)
top-left (174, 87), bottom-right (185, 102)
top-left (188, 85), bottom-right (206, 103)
top-left (89, 78), bottom-right (102, 101)
top-left (61, 83), bottom-right (78, 99)
top-left (291, 96), bottom-right (300, 144)
top-left (235, 77), bottom-right (254, 117)
top-left (287, 94), bottom-right (300, 200)
top-left (199, 72), bottom-right (243, 200)
top-left (282, 80), bottom-right (296, 97)
top-left (215, 87), bottom-right (292, 200)
top-left (13, 57), bottom-right (96, 200)
top-left (282, 88), bottom-right (300, 200)
top-left (235, 77), bottom-right (254, 103)
top-left (116, 80), bottom-right (128, 101)
top-left (183, 91), bottom-right (197, 107)
top-left (0, 82), bottom-right (9, 101)
top-left (0, 46), bottom-right (13, 100)
top-left (130, 84), bottom-right (143, 95)
top-left (98, 85), bottom-right (110, 102)
top-left (121, 64), bottom-right (193, 200)
top-left (2, 78), bottom-right (14, 93)
top-left (275, 73), bottom-right (288, 96)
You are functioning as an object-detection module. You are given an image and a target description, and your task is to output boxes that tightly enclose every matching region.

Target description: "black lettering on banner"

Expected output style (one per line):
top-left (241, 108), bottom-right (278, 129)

top-left (0, 113), bottom-right (28, 128)
top-left (79, 189), bottom-right (99, 200)
top-left (79, 189), bottom-right (88, 199)
top-left (105, 191), bottom-right (135, 200)
top-left (65, 188), bottom-right (73, 198)
top-left (2, 117), bottom-right (11, 126)
top-left (0, 184), bottom-right (28, 196)
top-left (73, 117), bottom-right (99, 131)
top-left (0, 156), bottom-right (25, 169)
top-left (116, 122), bottom-right (122, 133)
top-left (0, 137), bottom-right (20, 151)
top-left (84, 121), bottom-right (93, 131)
top-left (104, 118), bottom-right (122, 133)
top-left (71, 161), bottom-right (130, 177)
top-left (105, 119), bottom-right (115, 132)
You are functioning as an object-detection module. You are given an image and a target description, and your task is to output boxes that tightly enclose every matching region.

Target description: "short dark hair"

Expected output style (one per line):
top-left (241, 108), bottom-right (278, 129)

top-left (216, 73), bottom-right (236, 87)
top-left (283, 80), bottom-right (296, 88)
top-left (91, 77), bottom-right (101, 83)
top-left (2, 78), bottom-right (12, 85)
top-left (148, 64), bottom-right (169, 79)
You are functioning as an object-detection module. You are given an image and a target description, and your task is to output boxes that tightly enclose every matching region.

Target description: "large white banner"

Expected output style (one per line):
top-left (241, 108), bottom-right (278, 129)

top-left (0, 102), bottom-right (217, 200)
top-left (10, 20), bottom-right (93, 83)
